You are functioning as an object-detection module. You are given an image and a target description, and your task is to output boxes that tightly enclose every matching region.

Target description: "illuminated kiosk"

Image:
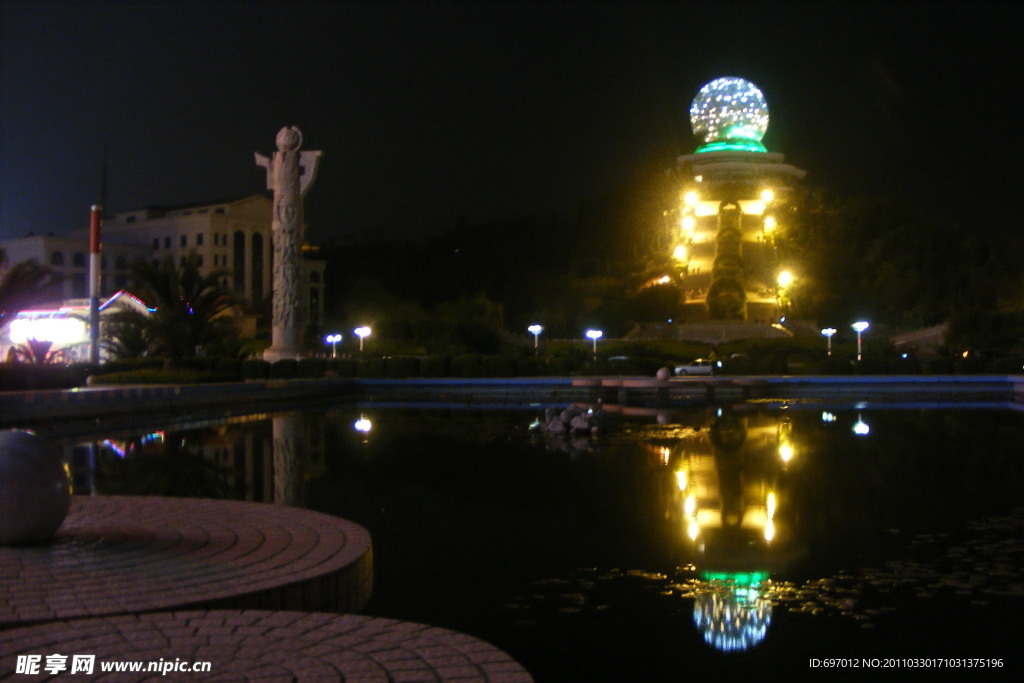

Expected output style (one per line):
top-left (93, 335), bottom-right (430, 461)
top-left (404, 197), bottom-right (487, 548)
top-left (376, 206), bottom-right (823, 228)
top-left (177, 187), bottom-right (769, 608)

top-left (0, 291), bottom-right (152, 363)
top-left (673, 77), bottom-right (805, 331)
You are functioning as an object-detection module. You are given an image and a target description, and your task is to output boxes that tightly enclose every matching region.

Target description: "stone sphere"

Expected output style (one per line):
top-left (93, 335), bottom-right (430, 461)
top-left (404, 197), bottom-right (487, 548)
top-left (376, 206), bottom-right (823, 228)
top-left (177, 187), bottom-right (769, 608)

top-left (276, 126), bottom-right (303, 151)
top-left (0, 430), bottom-right (72, 545)
top-left (656, 367), bottom-right (671, 381)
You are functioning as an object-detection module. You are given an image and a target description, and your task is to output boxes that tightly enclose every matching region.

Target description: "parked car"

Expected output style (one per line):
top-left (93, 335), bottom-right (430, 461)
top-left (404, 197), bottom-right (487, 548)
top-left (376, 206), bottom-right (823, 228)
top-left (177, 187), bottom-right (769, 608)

top-left (673, 358), bottom-right (718, 376)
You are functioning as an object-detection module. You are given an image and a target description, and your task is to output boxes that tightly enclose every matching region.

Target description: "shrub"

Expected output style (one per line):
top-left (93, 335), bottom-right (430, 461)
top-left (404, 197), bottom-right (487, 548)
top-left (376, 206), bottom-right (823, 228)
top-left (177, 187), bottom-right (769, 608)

top-left (241, 359), bottom-right (270, 380)
top-left (296, 358), bottom-right (325, 378)
top-left (270, 359), bottom-right (297, 379)
top-left (100, 357), bottom-right (162, 374)
top-left (385, 356), bottom-right (419, 378)
top-left (988, 356), bottom-right (1024, 374)
top-left (213, 358), bottom-right (242, 380)
top-left (722, 355), bottom-right (757, 375)
top-left (356, 358), bottom-right (386, 378)
top-left (328, 358), bottom-right (357, 378)
top-left (87, 368), bottom-right (205, 385)
top-left (515, 356), bottom-right (546, 376)
top-left (924, 357), bottom-right (954, 374)
top-left (815, 357), bottom-right (852, 375)
top-left (0, 364), bottom-right (89, 391)
top-left (481, 355), bottom-right (515, 377)
top-left (418, 355), bottom-right (450, 378)
top-left (450, 354), bottom-right (482, 378)
top-left (853, 357), bottom-right (888, 374)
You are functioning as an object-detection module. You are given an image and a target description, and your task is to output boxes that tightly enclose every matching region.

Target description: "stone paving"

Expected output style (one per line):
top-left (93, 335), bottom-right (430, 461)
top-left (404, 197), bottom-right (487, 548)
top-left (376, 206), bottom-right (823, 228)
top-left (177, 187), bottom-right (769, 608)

top-left (0, 496), bottom-right (373, 626)
top-left (0, 610), bottom-right (534, 681)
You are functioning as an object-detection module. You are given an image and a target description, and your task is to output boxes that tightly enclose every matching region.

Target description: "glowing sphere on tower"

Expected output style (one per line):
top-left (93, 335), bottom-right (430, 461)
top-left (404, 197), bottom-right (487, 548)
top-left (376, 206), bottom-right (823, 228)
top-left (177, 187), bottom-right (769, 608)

top-left (690, 77), bottom-right (769, 153)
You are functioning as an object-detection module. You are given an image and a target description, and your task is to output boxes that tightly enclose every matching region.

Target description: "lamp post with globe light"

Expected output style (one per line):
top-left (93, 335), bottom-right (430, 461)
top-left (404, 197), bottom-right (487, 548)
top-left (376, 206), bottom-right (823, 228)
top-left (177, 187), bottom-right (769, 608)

top-left (586, 329), bottom-right (603, 361)
top-left (325, 333), bottom-right (342, 358)
top-left (528, 324), bottom-right (543, 352)
top-left (821, 328), bottom-right (837, 356)
top-left (354, 326), bottom-right (371, 352)
top-left (852, 321), bottom-right (869, 362)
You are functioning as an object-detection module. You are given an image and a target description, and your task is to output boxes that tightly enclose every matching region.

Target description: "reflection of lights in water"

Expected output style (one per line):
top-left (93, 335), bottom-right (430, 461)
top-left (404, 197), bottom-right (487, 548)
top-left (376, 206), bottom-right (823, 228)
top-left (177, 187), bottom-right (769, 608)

top-left (821, 411), bottom-right (837, 423)
top-left (778, 442), bottom-right (793, 462)
top-left (687, 518), bottom-right (700, 541)
top-left (675, 470), bottom-right (687, 491)
top-left (684, 494), bottom-right (696, 517)
top-left (853, 414), bottom-right (870, 436)
top-left (693, 584), bottom-right (772, 652)
top-left (660, 447), bottom-right (671, 466)
top-left (354, 417), bottom-right (372, 433)
top-left (764, 491), bottom-right (777, 541)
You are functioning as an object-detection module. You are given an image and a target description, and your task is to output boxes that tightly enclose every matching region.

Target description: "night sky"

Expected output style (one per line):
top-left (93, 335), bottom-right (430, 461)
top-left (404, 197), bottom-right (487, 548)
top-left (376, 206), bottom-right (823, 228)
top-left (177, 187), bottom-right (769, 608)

top-left (2, 2), bottom-right (1021, 244)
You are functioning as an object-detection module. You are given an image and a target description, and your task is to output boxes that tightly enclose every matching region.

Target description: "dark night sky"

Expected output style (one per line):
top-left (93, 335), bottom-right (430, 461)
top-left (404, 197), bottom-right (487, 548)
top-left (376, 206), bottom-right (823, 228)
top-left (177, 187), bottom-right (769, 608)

top-left (2, 2), bottom-right (1021, 244)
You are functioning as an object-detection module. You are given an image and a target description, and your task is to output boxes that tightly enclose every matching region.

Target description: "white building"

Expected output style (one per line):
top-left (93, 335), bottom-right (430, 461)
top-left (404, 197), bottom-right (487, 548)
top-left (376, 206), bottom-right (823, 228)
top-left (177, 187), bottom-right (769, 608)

top-left (0, 194), bottom-right (326, 327)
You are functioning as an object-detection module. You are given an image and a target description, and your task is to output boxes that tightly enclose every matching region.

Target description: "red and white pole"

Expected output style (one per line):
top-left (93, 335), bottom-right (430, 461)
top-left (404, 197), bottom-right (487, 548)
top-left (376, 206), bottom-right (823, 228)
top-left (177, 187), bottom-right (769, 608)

top-left (89, 205), bottom-right (102, 365)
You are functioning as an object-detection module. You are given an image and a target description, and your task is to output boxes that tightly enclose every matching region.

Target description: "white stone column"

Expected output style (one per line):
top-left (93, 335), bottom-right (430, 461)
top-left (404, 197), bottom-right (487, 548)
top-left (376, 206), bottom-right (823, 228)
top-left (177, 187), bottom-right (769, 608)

top-left (256, 126), bottom-right (322, 361)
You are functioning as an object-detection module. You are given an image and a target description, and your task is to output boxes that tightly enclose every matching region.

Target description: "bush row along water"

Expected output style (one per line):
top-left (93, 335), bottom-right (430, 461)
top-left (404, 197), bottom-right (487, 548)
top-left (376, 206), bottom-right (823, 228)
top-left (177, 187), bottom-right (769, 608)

top-left (1, 353), bottom-right (1022, 391)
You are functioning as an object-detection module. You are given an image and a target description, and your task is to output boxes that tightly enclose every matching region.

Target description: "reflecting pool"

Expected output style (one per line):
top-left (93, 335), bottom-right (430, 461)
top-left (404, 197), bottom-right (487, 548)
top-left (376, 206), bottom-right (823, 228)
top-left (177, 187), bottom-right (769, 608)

top-left (49, 401), bottom-right (1024, 680)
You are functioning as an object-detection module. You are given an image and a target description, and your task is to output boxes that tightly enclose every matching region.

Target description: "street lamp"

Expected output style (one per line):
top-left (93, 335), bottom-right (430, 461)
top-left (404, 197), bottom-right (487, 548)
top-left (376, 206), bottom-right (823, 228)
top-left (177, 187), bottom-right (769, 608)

top-left (851, 321), bottom-right (869, 362)
top-left (585, 329), bottom-right (603, 361)
top-left (354, 326), bottom-right (371, 352)
top-left (821, 328), bottom-right (837, 356)
top-left (325, 333), bottom-right (342, 358)
top-left (528, 324), bottom-right (543, 350)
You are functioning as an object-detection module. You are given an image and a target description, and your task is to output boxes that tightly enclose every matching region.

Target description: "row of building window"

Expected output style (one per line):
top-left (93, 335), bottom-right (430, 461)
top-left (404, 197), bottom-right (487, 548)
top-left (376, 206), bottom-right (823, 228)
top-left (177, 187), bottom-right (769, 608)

top-left (51, 252), bottom-right (130, 269)
top-left (151, 231), bottom-right (260, 250)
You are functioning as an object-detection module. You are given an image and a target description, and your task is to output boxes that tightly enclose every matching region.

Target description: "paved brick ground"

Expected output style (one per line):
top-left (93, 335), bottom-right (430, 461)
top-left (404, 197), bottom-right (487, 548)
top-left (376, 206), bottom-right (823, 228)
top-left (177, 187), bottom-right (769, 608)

top-left (0, 497), bottom-right (373, 626)
top-left (0, 610), bottom-right (533, 681)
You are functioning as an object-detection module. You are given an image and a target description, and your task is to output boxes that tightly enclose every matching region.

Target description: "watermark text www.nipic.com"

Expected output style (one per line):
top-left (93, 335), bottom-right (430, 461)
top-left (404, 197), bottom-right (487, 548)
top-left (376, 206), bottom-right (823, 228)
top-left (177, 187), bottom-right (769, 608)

top-left (808, 658), bottom-right (1005, 669)
top-left (15, 654), bottom-right (213, 676)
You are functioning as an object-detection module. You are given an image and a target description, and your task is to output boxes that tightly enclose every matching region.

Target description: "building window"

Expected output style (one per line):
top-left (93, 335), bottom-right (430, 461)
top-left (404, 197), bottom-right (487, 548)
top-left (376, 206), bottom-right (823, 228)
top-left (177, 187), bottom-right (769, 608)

top-left (126, 216), bottom-right (137, 223)
top-left (73, 252), bottom-right (86, 267)
top-left (164, 236), bottom-right (171, 248)
top-left (197, 233), bottom-right (204, 246)
top-left (180, 235), bottom-right (187, 247)
top-left (215, 208), bottom-right (225, 214)
top-left (233, 231), bottom-right (245, 293)
top-left (71, 273), bottom-right (86, 298)
top-left (252, 232), bottom-right (264, 301)
top-left (50, 251), bottom-right (65, 266)
top-left (153, 238), bottom-right (159, 249)
top-left (180, 256), bottom-right (186, 267)
top-left (197, 255), bottom-right (203, 267)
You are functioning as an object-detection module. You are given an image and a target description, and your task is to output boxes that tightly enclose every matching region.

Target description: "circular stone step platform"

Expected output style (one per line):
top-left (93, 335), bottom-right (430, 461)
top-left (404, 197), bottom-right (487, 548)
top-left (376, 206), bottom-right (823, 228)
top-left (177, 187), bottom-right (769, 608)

top-left (0, 610), bottom-right (533, 682)
top-left (0, 496), bottom-right (372, 626)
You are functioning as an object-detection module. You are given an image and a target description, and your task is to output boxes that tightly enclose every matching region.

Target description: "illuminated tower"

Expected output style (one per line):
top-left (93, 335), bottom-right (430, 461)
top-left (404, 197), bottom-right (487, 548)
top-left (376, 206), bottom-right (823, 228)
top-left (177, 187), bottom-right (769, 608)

top-left (673, 77), bottom-right (805, 322)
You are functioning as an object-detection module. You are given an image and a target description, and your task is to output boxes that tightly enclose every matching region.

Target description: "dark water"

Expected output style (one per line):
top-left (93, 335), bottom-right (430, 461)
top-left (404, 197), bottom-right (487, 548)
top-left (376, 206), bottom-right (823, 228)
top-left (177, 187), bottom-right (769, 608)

top-left (52, 401), bottom-right (1024, 680)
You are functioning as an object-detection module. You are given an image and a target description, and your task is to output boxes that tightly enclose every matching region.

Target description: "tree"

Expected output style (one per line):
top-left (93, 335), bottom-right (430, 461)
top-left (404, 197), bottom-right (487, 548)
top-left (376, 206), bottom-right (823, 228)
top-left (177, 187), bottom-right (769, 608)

top-left (0, 250), bottom-right (63, 333)
top-left (108, 254), bottom-right (239, 368)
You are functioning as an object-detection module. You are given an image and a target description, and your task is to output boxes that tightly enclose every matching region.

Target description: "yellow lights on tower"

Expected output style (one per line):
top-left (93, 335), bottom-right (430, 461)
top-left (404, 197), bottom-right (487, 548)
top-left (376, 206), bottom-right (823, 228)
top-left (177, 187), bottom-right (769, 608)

top-left (760, 189), bottom-right (775, 204)
top-left (681, 215), bottom-right (696, 233)
top-left (683, 190), bottom-right (699, 206)
top-left (673, 244), bottom-right (689, 261)
top-left (763, 215), bottom-right (777, 233)
top-left (776, 270), bottom-right (794, 289)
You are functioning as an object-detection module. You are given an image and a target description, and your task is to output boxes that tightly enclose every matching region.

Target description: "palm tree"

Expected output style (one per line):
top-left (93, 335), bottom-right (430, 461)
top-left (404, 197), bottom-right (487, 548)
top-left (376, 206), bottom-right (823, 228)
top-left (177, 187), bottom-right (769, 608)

top-left (0, 249), bottom-right (63, 333)
top-left (108, 254), bottom-right (239, 368)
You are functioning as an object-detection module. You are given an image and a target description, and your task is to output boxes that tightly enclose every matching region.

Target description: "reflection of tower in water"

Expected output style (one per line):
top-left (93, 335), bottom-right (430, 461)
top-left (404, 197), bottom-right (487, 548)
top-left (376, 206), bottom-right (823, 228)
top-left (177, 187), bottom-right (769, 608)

top-left (664, 409), bottom-right (795, 651)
